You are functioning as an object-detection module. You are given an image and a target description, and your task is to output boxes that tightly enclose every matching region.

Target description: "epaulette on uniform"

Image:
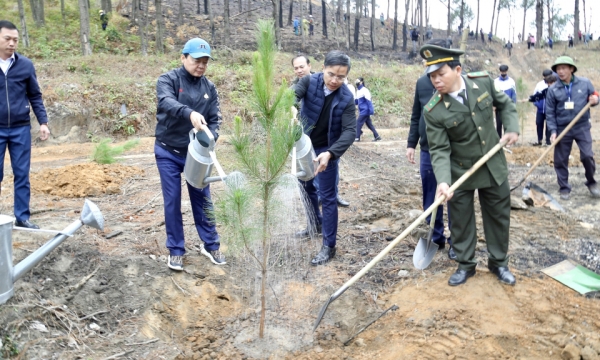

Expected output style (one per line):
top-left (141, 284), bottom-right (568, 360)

top-left (425, 93), bottom-right (442, 112)
top-left (467, 71), bottom-right (489, 78)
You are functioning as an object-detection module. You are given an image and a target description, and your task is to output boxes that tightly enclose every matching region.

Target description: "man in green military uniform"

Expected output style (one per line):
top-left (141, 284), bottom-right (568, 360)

top-left (420, 45), bottom-right (520, 286)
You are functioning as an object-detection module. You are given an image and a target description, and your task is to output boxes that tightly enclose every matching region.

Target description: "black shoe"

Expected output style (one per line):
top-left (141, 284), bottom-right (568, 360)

top-left (336, 195), bottom-right (350, 207)
top-left (373, 136), bottom-right (382, 142)
top-left (311, 245), bottom-right (336, 266)
top-left (588, 183), bottom-right (600, 198)
top-left (15, 220), bottom-right (40, 229)
top-left (295, 224), bottom-right (322, 238)
top-left (560, 191), bottom-right (570, 200)
top-left (448, 268), bottom-right (476, 286)
top-left (447, 246), bottom-right (457, 260)
top-left (531, 141), bottom-right (541, 146)
top-left (488, 264), bottom-right (516, 285)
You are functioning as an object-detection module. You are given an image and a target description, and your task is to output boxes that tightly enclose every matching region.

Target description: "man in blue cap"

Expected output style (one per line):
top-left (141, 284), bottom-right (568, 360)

top-left (155, 38), bottom-right (225, 271)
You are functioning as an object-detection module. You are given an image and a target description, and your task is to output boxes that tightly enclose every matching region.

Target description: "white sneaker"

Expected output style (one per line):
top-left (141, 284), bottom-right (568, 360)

top-left (168, 255), bottom-right (184, 271)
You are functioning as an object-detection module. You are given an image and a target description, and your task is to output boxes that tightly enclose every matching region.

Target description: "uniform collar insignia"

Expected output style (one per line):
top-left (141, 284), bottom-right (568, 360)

top-left (445, 102), bottom-right (450, 108)
top-left (472, 83), bottom-right (479, 89)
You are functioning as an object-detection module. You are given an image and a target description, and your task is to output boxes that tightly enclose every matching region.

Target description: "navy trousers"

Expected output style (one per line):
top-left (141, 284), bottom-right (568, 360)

top-left (535, 112), bottom-right (551, 145)
top-left (356, 114), bottom-right (380, 140)
top-left (154, 144), bottom-right (220, 256)
top-left (300, 147), bottom-right (339, 247)
top-left (553, 127), bottom-right (597, 193)
top-left (420, 150), bottom-right (451, 246)
top-left (313, 169), bottom-right (340, 200)
top-left (0, 125), bottom-right (32, 222)
top-left (495, 109), bottom-right (503, 138)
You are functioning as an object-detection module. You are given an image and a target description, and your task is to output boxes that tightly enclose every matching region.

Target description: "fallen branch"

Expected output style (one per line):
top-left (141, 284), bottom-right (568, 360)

top-left (170, 276), bottom-right (189, 296)
top-left (79, 310), bottom-right (109, 322)
top-left (134, 191), bottom-right (162, 214)
top-left (70, 266), bottom-right (100, 291)
top-left (343, 305), bottom-right (399, 346)
top-left (102, 350), bottom-right (134, 360)
top-left (125, 338), bottom-right (159, 346)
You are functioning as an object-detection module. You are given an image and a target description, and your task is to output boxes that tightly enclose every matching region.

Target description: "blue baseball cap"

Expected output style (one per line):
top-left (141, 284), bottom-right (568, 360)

top-left (182, 38), bottom-right (212, 59)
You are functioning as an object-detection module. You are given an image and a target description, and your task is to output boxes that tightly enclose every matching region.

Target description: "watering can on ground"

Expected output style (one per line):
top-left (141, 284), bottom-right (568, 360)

top-left (184, 127), bottom-right (228, 189)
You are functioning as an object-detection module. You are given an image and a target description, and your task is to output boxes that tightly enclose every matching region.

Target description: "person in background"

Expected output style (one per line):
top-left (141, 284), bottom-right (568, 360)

top-left (529, 69), bottom-right (554, 146)
top-left (505, 41), bottom-right (513, 57)
top-left (494, 64), bottom-right (517, 137)
top-left (529, 34), bottom-right (536, 49)
top-left (487, 31), bottom-right (492, 43)
top-left (99, 10), bottom-right (108, 31)
top-left (354, 77), bottom-right (381, 142)
top-left (293, 16), bottom-right (300, 36)
top-left (411, 27), bottom-right (420, 53)
top-left (480, 28), bottom-right (484, 44)
top-left (309, 15), bottom-right (314, 36)
top-left (293, 51), bottom-right (356, 265)
top-left (547, 37), bottom-right (553, 49)
top-left (155, 38), bottom-right (225, 270)
top-left (380, 13), bottom-right (385, 26)
top-left (0, 20), bottom-right (51, 230)
top-left (568, 34), bottom-right (574, 48)
top-left (545, 56), bottom-right (600, 200)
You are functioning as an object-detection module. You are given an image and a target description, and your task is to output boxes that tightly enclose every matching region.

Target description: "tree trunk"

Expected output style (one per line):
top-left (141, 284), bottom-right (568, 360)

top-left (425, 0), bottom-right (429, 26)
top-left (178, 0), bottom-right (184, 25)
top-left (30, 0), bottom-right (45, 27)
top-left (370, 0), bottom-right (375, 50)
top-left (208, 0), bottom-right (215, 42)
top-left (323, 0), bottom-right (328, 38)
top-left (574, 0), bottom-right (579, 44)
top-left (353, 0), bottom-right (361, 51)
top-left (131, 0), bottom-right (139, 25)
top-left (392, 0), bottom-right (398, 49)
top-left (535, 0), bottom-right (543, 47)
top-left (272, 0), bottom-right (280, 48)
top-left (403, 0), bottom-right (409, 51)
top-left (546, 0), bottom-right (552, 40)
top-left (279, 0), bottom-right (283, 27)
top-left (288, 0), bottom-right (293, 26)
top-left (17, 0), bottom-right (30, 47)
top-left (490, 0), bottom-right (496, 34)
top-left (309, 0), bottom-right (312, 15)
top-left (346, 0), bottom-right (351, 49)
top-left (475, 0), bottom-right (479, 40)
top-left (197, 0), bottom-right (201, 15)
top-left (494, 6), bottom-right (500, 35)
top-left (419, 0), bottom-right (423, 44)
top-left (141, 0), bottom-right (149, 55)
top-left (387, 0), bottom-right (390, 21)
top-left (155, 0), bottom-right (164, 54)
top-left (204, 0), bottom-right (208, 15)
top-left (446, 0), bottom-right (451, 37)
top-left (224, 0), bottom-right (230, 41)
top-left (521, 0), bottom-right (526, 43)
top-left (78, 0), bottom-right (92, 55)
top-left (459, 0), bottom-right (464, 32)
top-left (60, 0), bottom-right (65, 22)
top-left (582, 0), bottom-right (586, 33)
top-left (239, 0), bottom-right (242, 13)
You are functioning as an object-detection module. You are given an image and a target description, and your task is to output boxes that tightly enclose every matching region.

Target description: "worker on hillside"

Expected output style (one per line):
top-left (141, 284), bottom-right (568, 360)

top-left (309, 15), bottom-right (314, 36)
top-left (291, 54), bottom-right (350, 208)
top-left (420, 45), bottom-right (519, 286)
top-left (493, 64), bottom-right (517, 138)
top-left (292, 51), bottom-right (356, 266)
top-left (155, 38), bottom-right (226, 270)
top-left (380, 13), bottom-right (385, 26)
top-left (99, 10), bottom-right (108, 31)
top-left (505, 41), bottom-right (513, 57)
top-left (0, 20), bottom-right (51, 230)
top-left (568, 34), bottom-right (574, 48)
top-left (529, 69), bottom-right (554, 146)
top-left (302, 17), bottom-right (309, 36)
top-left (293, 16), bottom-right (300, 36)
top-left (545, 56), bottom-right (600, 200)
top-left (354, 77), bottom-right (381, 142)
top-left (479, 28), bottom-right (484, 44)
top-left (407, 40), bottom-right (456, 261)
top-left (411, 27), bottom-right (420, 53)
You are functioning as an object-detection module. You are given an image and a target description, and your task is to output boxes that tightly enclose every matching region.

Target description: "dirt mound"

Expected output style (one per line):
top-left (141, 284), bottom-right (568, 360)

top-left (506, 144), bottom-right (585, 167)
top-left (30, 163), bottom-right (145, 198)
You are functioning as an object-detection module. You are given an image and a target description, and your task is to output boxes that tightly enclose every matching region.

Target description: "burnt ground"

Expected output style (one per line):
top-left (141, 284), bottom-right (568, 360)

top-left (1, 113), bottom-right (600, 359)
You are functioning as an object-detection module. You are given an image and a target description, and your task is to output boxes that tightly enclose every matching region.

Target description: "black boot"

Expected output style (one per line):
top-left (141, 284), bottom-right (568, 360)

top-left (311, 245), bottom-right (336, 266)
top-left (448, 268), bottom-right (476, 286)
top-left (336, 195), bottom-right (350, 207)
top-left (488, 264), bottom-right (516, 285)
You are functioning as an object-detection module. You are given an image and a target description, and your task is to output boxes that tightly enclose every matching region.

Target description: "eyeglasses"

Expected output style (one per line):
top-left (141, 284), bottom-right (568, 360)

top-left (326, 72), bottom-right (347, 81)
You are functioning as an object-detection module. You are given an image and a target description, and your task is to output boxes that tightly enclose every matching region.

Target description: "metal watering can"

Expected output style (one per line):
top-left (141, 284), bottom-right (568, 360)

top-left (0, 200), bottom-right (104, 305)
top-left (184, 127), bottom-right (228, 189)
top-left (291, 132), bottom-right (316, 181)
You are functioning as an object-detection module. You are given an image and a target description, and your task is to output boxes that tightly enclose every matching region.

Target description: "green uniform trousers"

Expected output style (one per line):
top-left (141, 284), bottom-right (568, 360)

top-left (448, 179), bottom-right (511, 271)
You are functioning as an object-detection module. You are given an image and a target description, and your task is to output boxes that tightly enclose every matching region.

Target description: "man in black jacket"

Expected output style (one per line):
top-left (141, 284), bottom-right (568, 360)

top-left (293, 51), bottom-right (356, 266)
top-left (406, 44), bottom-right (455, 260)
top-left (155, 38), bottom-right (224, 271)
top-left (0, 20), bottom-right (50, 230)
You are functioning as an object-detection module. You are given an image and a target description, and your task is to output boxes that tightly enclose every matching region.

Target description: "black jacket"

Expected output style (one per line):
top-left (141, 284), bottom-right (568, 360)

top-left (155, 66), bottom-right (221, 156)
top-left (0, 52), bottom-right (48, 128)
top-left (407, 74), bottom-right (436, 151)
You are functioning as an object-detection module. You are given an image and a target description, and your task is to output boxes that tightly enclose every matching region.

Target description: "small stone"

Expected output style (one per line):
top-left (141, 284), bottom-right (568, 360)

top-left (588, 340), bottom-right (600, 354)
top-left (209, 352), bottom-right (217, 358)
top-left (562, 343), bottom-right (581, 360)
top-left (314, 346), bottom-right (323, 353)
top-left (354, 338), bottom-right (366, 347)
top-left (448, 355), bottom-right (456, 360)
top-left (582, 346), bottom-right (599, 360)
top-left (398, 270), bottom-right (409, 278)
top-left (187, 337), bottom-right (197, 342)
top-left (149, 254), bottom-right (157, 260)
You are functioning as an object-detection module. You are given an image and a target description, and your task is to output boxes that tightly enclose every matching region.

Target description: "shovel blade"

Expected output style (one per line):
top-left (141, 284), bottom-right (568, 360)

top-left (413, 236), bottom-right (439, 270)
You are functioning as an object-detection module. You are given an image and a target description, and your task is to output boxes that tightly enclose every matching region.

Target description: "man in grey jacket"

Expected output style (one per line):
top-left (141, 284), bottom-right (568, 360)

top-left (546, 56), bottom-right (599, 200)
top-left (155, 38), bottom-right (225, 271)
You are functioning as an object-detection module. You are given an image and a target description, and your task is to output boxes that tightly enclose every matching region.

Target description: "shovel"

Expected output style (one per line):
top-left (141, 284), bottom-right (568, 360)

top-left (412, 205), bottom-right (440, 270)
top-left (510, 103), bottom-right (592, 191)
top-left (312, 139), bottom-right (509, 332)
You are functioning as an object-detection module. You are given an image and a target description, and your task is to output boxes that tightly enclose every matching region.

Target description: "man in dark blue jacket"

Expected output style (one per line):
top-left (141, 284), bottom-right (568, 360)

top-left (0, 20), bottom-right (50, 229)
top-left (529, 69), bottom-right (554, 146)
top-left (406, 48), bottom-right (454, 261)
top-left (155, 38), bottom-right (224, 271)
top-left (293, 51), bottom-right (356, 265)
top-left (546, 56), bottom-right (599, 200)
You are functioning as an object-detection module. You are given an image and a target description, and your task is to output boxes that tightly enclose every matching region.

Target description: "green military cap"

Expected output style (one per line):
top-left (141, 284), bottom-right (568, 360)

top-left (419, 44), bottom-right (464, 74)
top-left (551, 56), bottom-right (577, 73)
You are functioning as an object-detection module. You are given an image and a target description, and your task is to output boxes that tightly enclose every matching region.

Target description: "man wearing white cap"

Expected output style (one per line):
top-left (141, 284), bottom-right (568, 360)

top-left (155, 38), bottom-right (225, 271)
